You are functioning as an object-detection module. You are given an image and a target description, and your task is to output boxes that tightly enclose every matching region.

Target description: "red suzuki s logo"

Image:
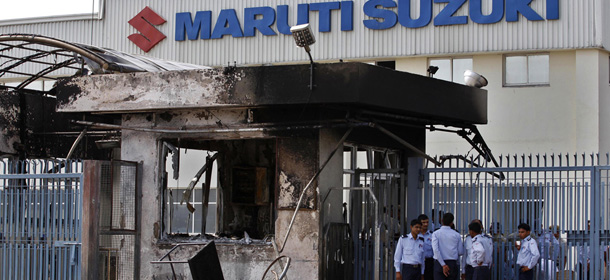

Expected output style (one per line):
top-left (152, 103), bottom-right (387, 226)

top-left (128, 7), bottom-right (166, 52)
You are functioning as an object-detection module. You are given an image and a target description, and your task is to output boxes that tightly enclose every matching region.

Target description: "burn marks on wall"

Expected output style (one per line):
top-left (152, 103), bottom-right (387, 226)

top-left (277, 135), bottom-right (318, 210)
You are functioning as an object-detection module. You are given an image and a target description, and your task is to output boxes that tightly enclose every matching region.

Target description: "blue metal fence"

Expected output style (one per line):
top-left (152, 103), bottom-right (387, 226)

top-left (422, 154), bottom-right (610, 280)
top-left (0, 159), bottom-right (83, 280)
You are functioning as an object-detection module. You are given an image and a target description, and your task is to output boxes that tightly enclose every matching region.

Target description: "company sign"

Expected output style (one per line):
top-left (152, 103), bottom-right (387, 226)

top-left (129, 7), bottom-right (167, 52)
top-left (128, 0), bottom-right (559, 50)
top-left (174, 0), bottom-right (559, 41)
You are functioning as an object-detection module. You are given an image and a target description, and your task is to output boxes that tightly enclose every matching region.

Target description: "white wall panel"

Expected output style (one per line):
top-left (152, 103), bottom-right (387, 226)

top-left (0, 0), bottom-right (606, 67)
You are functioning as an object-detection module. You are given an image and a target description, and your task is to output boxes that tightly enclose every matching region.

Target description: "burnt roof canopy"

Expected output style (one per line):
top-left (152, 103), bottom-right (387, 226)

top-left (56, 62), bottom-right (487, 126)
top-left (0, 34), bottom-right (491, 162)
top-left (0, 33), bottom-right (208, 91)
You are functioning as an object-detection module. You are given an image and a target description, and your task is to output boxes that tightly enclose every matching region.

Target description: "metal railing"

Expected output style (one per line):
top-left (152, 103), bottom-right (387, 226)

top-left (422, 154), bottom-right (610, 280)
top-left (0, 159), bottom-right (83, 280)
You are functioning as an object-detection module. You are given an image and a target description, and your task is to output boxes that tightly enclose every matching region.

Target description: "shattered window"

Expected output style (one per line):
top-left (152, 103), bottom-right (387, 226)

top-left (160, 139), bottom-right (276, 240)
top-left (164, 148), bottom-right (218, 235)
top-left (342, 144), bottom-right (403, 235)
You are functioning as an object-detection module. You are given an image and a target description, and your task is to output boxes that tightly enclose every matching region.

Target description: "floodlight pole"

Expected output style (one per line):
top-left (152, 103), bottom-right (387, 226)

top-left (305, 46), bottom-right (315, 91)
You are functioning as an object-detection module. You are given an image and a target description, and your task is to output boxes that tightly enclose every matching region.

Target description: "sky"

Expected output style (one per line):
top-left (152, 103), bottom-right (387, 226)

top-left (0, 0), bottom-right (99, 21)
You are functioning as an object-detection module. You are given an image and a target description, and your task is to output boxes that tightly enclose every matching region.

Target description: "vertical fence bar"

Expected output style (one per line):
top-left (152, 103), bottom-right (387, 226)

top-left (592, 168), bottom-right (601, 280)
top-left (8, 175), bottom-right (14, 280)
top-left (26, 179), bottom-right (32, 280)
top-left (50, 176), bottom-right (56, 280)
top-left (1, 169), bottom-right (6, 280)
top-left (38, 177), bottom-right (43, 280)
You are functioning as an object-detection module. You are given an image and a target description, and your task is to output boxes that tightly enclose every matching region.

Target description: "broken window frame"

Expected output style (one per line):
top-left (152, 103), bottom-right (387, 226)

top-left (160, 142), bottom-right (220, 237)
top-left (158, 138), bottom-right (276, 241)
top-left (342, 144), bottom-right (402, 214)
top-left (343, 144), bottom-right (401, 173)
top-left (165, 182), bottom-right (219, 235)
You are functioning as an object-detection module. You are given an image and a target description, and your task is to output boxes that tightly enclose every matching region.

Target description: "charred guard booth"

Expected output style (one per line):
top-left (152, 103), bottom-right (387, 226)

top-left (0, 35), bottom-right (489, 280)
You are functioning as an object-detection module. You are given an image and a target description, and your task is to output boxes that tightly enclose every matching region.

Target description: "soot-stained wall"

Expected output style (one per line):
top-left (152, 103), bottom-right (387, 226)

top-left (120, 109), bottom-right (324, 279)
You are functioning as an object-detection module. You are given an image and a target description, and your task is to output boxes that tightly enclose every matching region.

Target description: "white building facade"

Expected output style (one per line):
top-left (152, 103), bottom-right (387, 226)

top-left (1, 0), bottom-right (609, 155)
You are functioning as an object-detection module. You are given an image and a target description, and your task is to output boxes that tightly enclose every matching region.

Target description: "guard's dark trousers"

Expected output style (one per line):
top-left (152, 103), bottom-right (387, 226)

top-left (433, 260), bottom-right (459, 280)
top-left (424, 258), bottom-right (434, 280)
top-left (401, 263), bottom-right (422, 280)
top-left (464, 264), bottom-right (474, 280)
top-left (472, 266), bottom-right (490, 280)
top-left (519, 268), bottom-right (534, 280)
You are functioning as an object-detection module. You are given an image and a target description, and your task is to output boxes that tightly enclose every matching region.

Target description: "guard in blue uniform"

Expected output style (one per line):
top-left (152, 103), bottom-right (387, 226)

top-left (516, 223), bottom-right (540, 280)
top-left (461, 219), bottom-right (482, 280)
top-left (431, 212), bottom-right (464, 280)
top-left (469, 222), bottom-right (493, 280)
top-left (395, 219), bottom-right (425, 280)
top-left (418, 214), bottom-right (434, 280)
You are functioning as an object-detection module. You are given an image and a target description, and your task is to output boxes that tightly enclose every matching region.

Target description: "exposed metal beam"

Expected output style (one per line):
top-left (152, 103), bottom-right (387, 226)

top-left (0, 53), bottom-right (81, 70)
top-left (373, 123), bottom-right (441, 166)
top-left (0, 69), bottom-right (59, 80)
top-left (73, 120), bottom-right (372, 134)
top-left (0, 34), bottom-right (117, 71)
top-left (0, 42), bottom-right (76, 59)
top-left (65, 128), bottom-right (87, 159)
top-left (17, 58), bottom-right (76, 90)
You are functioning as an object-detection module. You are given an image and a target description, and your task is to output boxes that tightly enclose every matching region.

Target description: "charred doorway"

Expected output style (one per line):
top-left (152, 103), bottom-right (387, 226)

top-left (82, 160), bottom-right (140, 280)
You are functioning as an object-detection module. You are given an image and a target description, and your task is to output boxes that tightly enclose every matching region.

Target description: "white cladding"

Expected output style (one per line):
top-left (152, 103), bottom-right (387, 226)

top-left (0, 0), bottom-right (606, 67)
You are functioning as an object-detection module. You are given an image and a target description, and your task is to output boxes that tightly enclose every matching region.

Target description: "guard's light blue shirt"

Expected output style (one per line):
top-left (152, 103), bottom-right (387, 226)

top-left (471, 234), bottom-right (493, 267)
top-left (516, 236), bottom-right (540, 269)
top-left (394, 233), bottom-right (425, 274)
top-left (462, 232), bottom-right (490, 272)
top-left (419, 230), bottom-right (434, 258)
top-left (461, 235), bottom-right (473, 273)
top-left (431, 226), bottom-right (464, 266)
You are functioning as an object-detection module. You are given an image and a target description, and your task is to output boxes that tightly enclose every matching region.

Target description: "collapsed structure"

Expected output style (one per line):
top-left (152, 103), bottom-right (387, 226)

top-left (0, 34), bottom-right (490, 279)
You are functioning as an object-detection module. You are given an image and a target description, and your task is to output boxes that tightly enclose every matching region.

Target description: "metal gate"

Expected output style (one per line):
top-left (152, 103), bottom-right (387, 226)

top-left (97, 160), bottom-right (139, 280)
top-left (0, 159), bottom-right (83, 280)
top-left (422, 154), bottom-right (610, 280)
top-left (323, 168), bottom-right (405, 280)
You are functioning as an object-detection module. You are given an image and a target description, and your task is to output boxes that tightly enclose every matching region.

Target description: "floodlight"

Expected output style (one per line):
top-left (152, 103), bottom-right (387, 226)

top-left (290, 23), bottom-right (316, 53)
top-left (427, 66), bottom-right (439, 77)
top-left (290, 23), bottom-right (317, 90)
top-left (464, 70), bottom-right (488, 88)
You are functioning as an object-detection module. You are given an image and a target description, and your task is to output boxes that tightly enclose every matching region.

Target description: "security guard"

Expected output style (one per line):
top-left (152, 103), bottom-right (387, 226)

top-left (395, 219), bottom-right (426, 280)
top-left (469, 222), bottom-right (493, 280)
top-left (432, 212), bottom-right (464, 280)
top-left (516, 223), bottom-right (540, 280)
top-left (418, 214), bottom-right (435, 280)
top-left (461, 219), bottom-right (482, 280)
